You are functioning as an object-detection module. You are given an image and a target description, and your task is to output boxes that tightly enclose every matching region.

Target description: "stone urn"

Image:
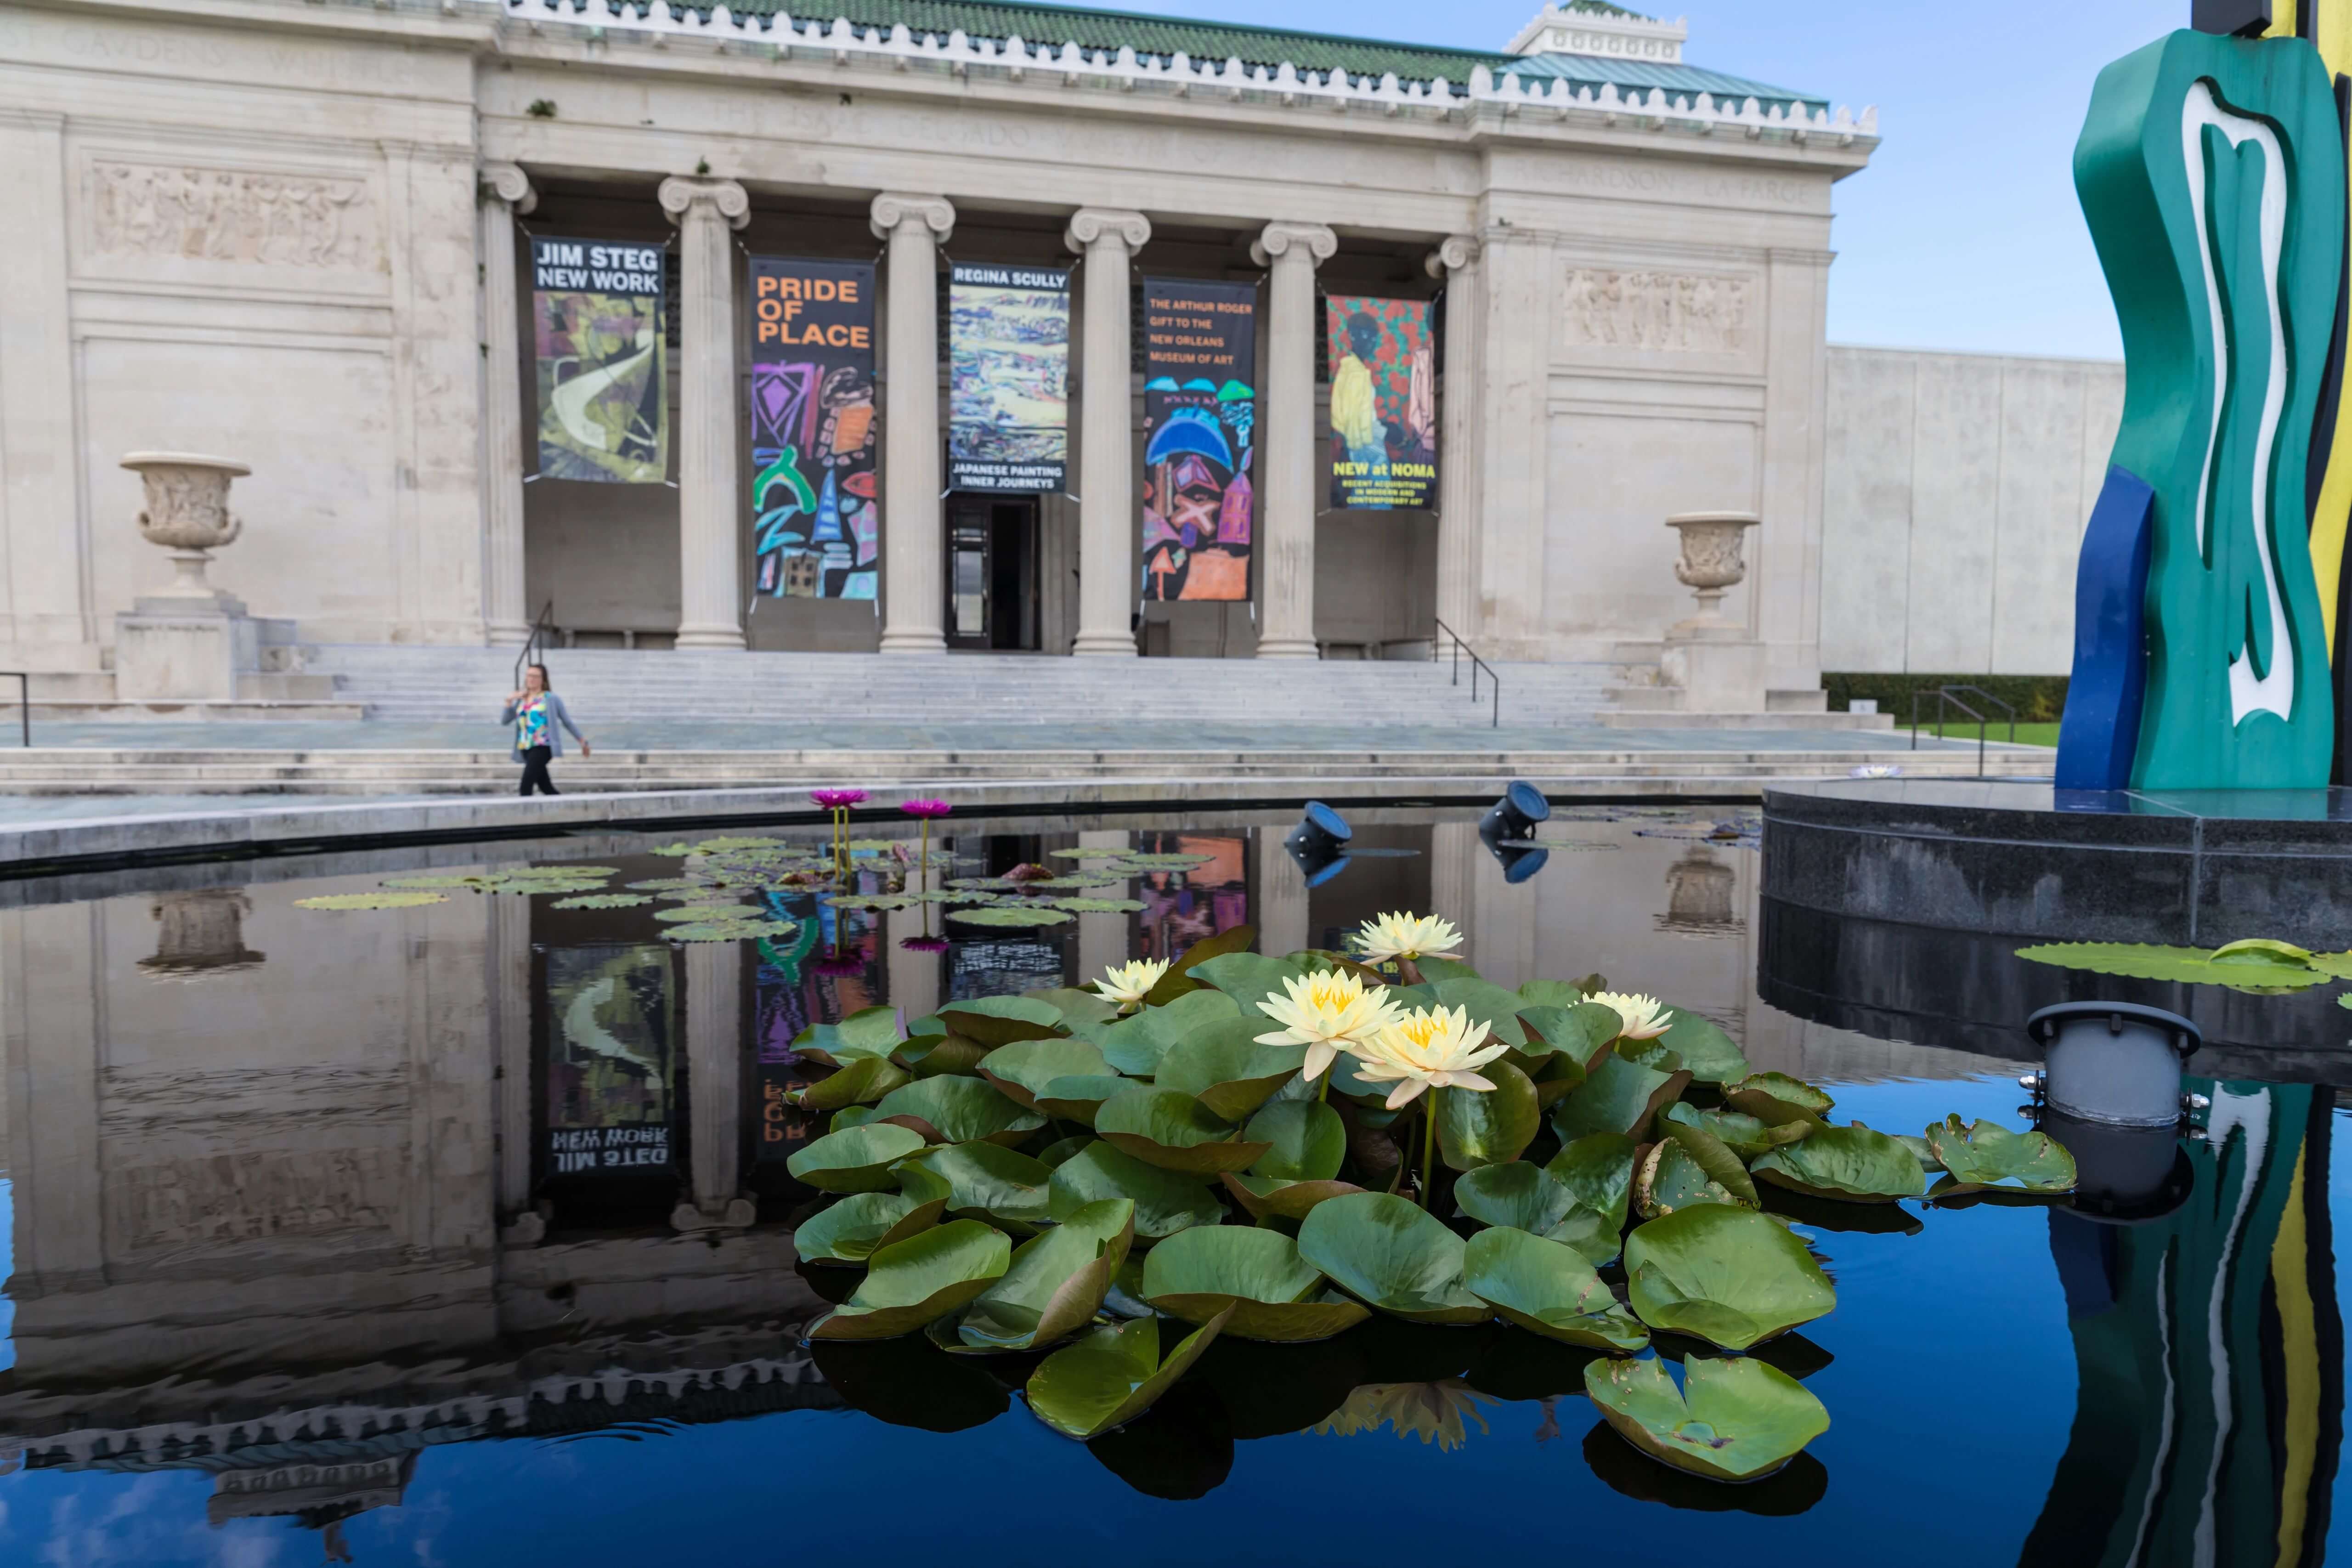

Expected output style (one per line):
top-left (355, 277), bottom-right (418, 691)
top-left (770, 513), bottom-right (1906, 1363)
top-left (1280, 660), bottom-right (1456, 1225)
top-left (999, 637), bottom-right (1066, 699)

top-left (122, 452), bottom-right (249, 603)
top-left (1665, 510), bottom-right (1759, 638)
top-left (138, 889), bottom-right (266, 978)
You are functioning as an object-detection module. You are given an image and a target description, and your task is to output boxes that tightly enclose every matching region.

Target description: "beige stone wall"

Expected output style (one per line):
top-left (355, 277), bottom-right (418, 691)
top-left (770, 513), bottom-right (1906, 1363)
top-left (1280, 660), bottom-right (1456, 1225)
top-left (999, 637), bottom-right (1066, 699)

top-left (0, 0), bottom-right (1871, 670)
top-left (1821, 345), bottom-right (2125, 676)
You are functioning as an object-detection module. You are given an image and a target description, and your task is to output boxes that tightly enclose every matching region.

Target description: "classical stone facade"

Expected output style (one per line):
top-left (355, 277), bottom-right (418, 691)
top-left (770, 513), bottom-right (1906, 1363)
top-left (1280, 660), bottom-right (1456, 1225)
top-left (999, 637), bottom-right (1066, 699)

top-left (0, 0), bottom-right (1874, 688)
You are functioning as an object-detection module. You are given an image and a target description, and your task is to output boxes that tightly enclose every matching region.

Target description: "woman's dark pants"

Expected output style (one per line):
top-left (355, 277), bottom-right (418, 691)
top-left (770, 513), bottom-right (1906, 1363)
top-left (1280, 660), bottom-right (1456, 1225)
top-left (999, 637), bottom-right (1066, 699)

top-left (519, 744), bottom-right (557, 796)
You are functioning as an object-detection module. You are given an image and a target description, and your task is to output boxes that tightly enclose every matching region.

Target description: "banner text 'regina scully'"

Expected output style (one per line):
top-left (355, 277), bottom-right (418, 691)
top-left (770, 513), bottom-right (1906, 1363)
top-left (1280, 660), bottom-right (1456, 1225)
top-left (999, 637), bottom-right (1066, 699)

top-left (755, 272), bottom-right (871, 349)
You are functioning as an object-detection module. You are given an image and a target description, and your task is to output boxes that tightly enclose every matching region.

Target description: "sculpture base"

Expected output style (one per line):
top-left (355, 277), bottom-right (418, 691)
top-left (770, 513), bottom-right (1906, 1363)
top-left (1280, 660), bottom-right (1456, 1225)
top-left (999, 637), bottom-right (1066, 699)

top-left (115, 599), bottom-right (259, 702)
top-left (1657, 634), bottom-right (1766, 713)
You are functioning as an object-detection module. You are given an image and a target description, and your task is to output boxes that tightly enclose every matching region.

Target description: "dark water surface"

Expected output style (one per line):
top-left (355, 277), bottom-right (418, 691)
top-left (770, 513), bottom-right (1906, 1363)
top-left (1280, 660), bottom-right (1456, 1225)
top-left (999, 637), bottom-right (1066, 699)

top-left (0, 805), bottom-right (2340, 1567)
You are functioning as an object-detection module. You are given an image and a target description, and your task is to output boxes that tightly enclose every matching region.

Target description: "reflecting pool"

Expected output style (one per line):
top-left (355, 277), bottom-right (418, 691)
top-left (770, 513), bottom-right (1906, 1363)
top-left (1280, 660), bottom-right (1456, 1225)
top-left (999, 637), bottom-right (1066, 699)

top-left (0, 805), bottom-right (2340, 1566)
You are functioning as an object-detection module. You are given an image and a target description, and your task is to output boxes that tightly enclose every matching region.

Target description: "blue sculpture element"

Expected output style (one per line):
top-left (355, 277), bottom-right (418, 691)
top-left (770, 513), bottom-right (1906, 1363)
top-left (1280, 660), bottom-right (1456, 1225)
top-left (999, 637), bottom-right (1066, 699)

top-left (2057, 465), bottom-right (2157, 790)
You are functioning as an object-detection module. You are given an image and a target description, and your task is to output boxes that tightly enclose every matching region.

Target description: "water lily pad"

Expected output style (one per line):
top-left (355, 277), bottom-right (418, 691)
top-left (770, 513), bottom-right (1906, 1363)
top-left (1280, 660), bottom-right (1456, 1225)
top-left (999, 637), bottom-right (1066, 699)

top-left (1049, 1140), bottom-right (1227, 1240)
top-left (1092, 988), bottom-right (1244, 1076)
top-left (1656, 1007), bottom-right (1753, 1084)
top-left (1515, 999), bottom-right (1623, 1069)
top-left (978, 1038), bottom-right (1113, 1109)
top-left (2016, 939), bottom-right (2335, 993)
top-left (1295, 1191), bottom-right (1491, 1325)
top-left (1143, 923), bottom-right (1258, 1005)
top-left (1548, 1132), bottom-right (1637, 1230)
top-left (1635, 1140), bottom-right (1741, 1220)
top-left (1410, 977), bottom-right (1531, 1047)
top-left (953, 1199), bottom-right (1136, 1351)
top-left (1187, 951), bottom-right (1317, 1008)
top-left (872, 1076), bottom-right (1045, 1145)
top-left (896, 1033), bottom-right (989, 1079)
top-left (628, 877), bottom-right (712, 891)
top-left (1095, 1086), bottom-right (1270, 1173)
top-left (1244, 1099), bottom-right (1346, 1181)
top-left (789, 1053), bottom-right (913, 1112)
top-left (1662, 1103), bottom-right (1794, 1160)
top-left (1024, 1308), bottom-right (1233, 1439)
top-left (787, 1123), bottom-right (929, 1193)
top-left (1035, 1074), bottom-right (1129, 1126)
top-left (1153, 1022), bottom-right (1306, 1121)
top-left (1586, 1354), bottom-right (1830, 1483)
top-left (667, 919), bottom-right (797, 943)
top-left (901, 1141), bottom-right (1054, 1229)
top-left (548, 893), bottom-right (654, 910)
top-left (1923, 1115), bottom-right (2077, 1199)
top-left (937, 996), bottom-right (1067, 1047)
top-left (808, 1220), bottom-right (1012, 1340)
top-left (1623, 1204), bottom-right (1836, 1351)
top-left (1661, 1118), bottom-right (1761, 1207)
top-left (1220, 1173), bottom-right (1365, 1222)
top-left (294, 891), bottom-right (449, 911)
top-left (1111, 852), bottom-right (1218, 868)
top-left (1142, 1225), bottom-right (1370, 1342)
top-left (1028, 987), bottom-right (1121, 1030)
top-left (1048, 846), bottom-right (1134, 859)
top-left (948, 906), bottom-right (1074, 928)
top-left (1454, 1160), bottom-right (1576, 1233)
top-left (823, 894), bottom-right (919, 911)
top-left (1552, 1053), bottom-right (1691, 1143)
top-left (1463, 1226), bottom-right (1649, 1351)
top-left (795, 1190), bottom-right (945, 1264)
top-left (1436, 1059), bottom-right (1541, 1170)
top-left (1750, 1124), bottom-right (1926, 1204)
top-left (1724, 1073), bottom-right (1835, 1129)
top-left (793, 1007), bottom-right (906, 1067)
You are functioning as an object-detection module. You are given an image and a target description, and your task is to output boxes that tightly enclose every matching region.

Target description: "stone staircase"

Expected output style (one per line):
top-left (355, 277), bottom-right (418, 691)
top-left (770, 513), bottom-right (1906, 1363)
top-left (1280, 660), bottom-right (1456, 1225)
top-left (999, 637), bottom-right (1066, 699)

top-left (306, 646), bottom-right (1619, 727)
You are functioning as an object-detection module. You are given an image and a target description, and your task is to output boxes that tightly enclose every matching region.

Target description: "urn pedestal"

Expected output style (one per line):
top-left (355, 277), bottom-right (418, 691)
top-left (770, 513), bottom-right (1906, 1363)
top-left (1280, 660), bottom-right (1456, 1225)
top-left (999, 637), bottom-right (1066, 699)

top-left (113, 453), bottom-right (263, 702)
top-left (1656, 511), bottom-right (1766, 714)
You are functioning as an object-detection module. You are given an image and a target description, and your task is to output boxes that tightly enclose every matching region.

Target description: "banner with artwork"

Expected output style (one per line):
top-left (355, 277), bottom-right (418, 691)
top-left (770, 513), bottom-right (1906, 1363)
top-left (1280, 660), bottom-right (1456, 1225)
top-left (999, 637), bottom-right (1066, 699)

top-left (1324, 294), bottom-right (1437, 510)
top-left (748, 258), bottom-right (880, 600)
top-left (948, 262), bottom-right (1069, 493)
top-left (530, 236), bottom-right (668, 483)
top-left (542, 944), bottom-right (675, 1179)
top-left (1141, 279), bottom-right (1257, 602)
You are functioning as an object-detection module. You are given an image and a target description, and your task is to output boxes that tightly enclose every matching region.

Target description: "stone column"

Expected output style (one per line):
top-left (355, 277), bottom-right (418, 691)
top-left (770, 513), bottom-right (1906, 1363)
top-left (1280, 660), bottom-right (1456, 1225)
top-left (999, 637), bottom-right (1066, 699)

top-left (659, 176), bottom-right (751, 651)
top-left (480, 164), bottom-right (536, 646)
top-left (871, 193), bottom-right (956, 654)
top-left (1426, 236), bottom-right (1482, 640)
top-left (0, 111), bottom-right (90, 655)
top-left (1075, 828), bottom-right (1131, 979)
top-left (1255, 826), bottom-right (1311, 957)
top-left (673, 938), bottom-right (755, 1231)
top-left (1065, 210), bottom-right (1151, 656)
top-left (888, 852), bottom-right (944, 1019)
top-left (1250, 221), bottom-right (1337, 659)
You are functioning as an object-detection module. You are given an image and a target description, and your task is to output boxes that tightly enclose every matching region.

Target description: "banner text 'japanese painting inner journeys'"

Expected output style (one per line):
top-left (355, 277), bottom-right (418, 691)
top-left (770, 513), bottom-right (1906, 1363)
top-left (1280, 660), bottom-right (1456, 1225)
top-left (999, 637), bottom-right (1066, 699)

top-left (948, 262), bottom-right (1069, 493)
top-left (531, 237), bottom-right (667, 484)
top-left (1324, 294), bottom-right (1436, 510)
top-left (542, 944), bottom-right (675, 1180)
top-left (749, 257), bottom-right (879, 600)
top-left (1142, 278), bottom-right (1257, 602)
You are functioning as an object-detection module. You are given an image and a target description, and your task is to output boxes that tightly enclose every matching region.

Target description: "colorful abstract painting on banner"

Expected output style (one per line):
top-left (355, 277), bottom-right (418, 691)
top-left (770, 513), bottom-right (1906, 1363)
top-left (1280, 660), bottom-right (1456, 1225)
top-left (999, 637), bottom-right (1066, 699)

top-left (541, 944), bottom-right (675, 1182)
top-left (530, 237), bottom-right (667, 483)
top-left (749, 258), bottom-right (879, 601)
top-left (2057, 19), bottom-right (2346, 791)
top-left (1324, 294), bottom-right (1436, 510)
top-left (1142, 279), bottom-right (1257, 602)
top-left (948, 263), bottom-right (1070, 494)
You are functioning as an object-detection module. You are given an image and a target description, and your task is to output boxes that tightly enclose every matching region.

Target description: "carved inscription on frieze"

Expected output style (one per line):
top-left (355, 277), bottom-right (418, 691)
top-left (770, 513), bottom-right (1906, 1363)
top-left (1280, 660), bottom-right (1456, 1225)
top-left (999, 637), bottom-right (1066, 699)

top-left (1561, 268), bottom-right (1755, 355)
top-left (103, 1148), bottom-right (402, 1250)
top-left (90, 161), bottom-right (383, 271)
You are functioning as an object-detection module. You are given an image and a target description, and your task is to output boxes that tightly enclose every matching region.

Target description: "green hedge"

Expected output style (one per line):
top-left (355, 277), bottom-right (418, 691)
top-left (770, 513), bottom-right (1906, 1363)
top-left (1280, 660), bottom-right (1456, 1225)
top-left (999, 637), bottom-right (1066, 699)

top-left (1822, 673), bottom-right (2070, 725)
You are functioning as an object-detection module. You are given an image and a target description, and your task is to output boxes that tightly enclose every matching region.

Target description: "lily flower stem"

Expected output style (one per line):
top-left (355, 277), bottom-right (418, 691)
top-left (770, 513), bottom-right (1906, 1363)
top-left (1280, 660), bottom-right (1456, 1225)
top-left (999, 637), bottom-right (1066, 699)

top-left (1317, 1073), bottom-right (1330, 1104)
top-left (1420, 1093), bottom-right (1438, 1209)
top-left (1398, 957), bottom-right (1424, 987)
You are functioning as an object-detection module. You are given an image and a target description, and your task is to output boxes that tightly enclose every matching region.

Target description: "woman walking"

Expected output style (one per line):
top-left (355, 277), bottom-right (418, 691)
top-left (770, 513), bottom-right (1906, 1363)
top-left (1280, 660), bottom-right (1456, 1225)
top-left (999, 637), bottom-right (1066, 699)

top-left (501, 663), bottom-right (590, 795)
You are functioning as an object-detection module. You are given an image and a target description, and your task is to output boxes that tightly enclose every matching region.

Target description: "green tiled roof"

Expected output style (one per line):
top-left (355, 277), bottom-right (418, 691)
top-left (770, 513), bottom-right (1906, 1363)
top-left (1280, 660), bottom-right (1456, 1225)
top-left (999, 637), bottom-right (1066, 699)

top-left (720, 0), bottom-right (1821, 106)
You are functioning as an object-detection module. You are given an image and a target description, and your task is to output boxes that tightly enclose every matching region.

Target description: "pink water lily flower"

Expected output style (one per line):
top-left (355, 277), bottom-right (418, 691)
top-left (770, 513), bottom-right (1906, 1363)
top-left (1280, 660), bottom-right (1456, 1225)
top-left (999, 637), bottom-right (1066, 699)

top-left (900, 798), bottom-right (954, 818)
top-left (811, 787), bottom-right (869, 809)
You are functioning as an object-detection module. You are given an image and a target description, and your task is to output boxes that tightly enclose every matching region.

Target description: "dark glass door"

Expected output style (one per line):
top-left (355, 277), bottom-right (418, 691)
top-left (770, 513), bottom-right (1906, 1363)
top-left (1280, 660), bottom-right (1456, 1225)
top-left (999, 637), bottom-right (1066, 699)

top-left (945, 498), bottom-right (1040, 651)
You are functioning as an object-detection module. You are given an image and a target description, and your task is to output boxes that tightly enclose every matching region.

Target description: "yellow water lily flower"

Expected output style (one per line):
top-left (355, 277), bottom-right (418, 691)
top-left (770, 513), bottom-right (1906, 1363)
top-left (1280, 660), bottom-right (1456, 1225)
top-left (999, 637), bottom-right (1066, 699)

top-left (1096, 957), bottom-right (1170, 1012)
top-left (1349, 911), bottom-right (1464, 966)
top-left (1313, 1380), bottom-right (1497, 1451)
top-left (1350, 1003), bottom-right (1507, 1109)
top-left (1254, 968), bottom-right (1405, 1081)
top-left (1591, 991), bottom-right (1674, 1041)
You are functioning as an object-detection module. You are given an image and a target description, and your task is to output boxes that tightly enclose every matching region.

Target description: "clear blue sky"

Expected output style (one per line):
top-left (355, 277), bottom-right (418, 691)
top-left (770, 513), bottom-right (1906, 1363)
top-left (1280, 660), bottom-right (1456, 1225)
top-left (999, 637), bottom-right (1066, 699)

top-left (1151, 0), bottom-right (2185, 360)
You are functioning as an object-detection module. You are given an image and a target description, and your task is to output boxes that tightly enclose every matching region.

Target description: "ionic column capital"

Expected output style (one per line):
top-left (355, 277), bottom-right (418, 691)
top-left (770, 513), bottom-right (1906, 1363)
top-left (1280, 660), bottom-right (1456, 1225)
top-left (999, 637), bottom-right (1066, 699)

top-left (1250, 221), bottom-right (1337, 269)
top-left (659, 175), bottom-right (751, 231)
top-left (869, 191), bottom-right (956, 243)
top-left (1425, 234), bottom-right (1480, 277)
top-left (1064, 208), bottom-right (1151, 256)
top-left (481, 161), bottom-right (537, 215)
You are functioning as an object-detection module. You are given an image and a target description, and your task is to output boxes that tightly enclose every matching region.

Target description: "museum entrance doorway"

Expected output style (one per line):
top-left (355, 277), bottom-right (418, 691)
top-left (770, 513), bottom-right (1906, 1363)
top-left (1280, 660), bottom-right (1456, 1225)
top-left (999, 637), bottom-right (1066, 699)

top-left (945, 496), bottom-right (1041, 651)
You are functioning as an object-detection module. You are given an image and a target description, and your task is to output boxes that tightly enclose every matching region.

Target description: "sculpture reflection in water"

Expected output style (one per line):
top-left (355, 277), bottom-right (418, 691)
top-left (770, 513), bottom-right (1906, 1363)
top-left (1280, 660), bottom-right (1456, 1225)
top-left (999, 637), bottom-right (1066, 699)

top-left (2019, 1081), bottom-right (2342, 1568)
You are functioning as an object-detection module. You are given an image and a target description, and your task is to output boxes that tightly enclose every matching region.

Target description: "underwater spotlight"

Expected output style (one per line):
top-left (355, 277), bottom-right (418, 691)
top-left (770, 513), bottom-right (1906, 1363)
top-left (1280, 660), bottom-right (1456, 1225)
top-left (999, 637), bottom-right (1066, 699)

top-left (2024, 1001), bottom-right (2200, 1224)
top-left (1479, 780), bottom-right (1552, 845)
top-left (1284, 801), bottom-right (1353, 888)
top-left (1488, 842), bottom-right (1550, 883)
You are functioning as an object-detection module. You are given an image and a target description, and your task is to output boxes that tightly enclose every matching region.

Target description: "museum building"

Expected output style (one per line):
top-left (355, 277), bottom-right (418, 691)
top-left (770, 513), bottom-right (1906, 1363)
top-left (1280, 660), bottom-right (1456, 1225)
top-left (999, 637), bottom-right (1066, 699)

top-left (0, 0), bottom-right (1876, 699)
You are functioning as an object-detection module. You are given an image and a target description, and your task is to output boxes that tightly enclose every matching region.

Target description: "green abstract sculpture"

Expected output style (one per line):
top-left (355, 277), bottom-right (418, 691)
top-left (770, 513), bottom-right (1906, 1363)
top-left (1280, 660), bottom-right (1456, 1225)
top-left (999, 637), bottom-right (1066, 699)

top-left (2072, 28), bottom-right (2343, 789)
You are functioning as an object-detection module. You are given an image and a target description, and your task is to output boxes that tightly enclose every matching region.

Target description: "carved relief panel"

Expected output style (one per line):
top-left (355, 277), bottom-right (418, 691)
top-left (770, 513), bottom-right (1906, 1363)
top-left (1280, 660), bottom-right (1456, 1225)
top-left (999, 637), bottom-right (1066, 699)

top-left (1559, 266), bottom-right (1764, 373)
top-left (80, 156), bottom-right (386, 283)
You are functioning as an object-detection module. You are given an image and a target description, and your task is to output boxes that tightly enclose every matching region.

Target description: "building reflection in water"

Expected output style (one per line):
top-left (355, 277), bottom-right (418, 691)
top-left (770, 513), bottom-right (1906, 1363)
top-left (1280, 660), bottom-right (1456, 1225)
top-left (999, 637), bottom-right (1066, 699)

top-left (137, 889), bottom-right (265, 978)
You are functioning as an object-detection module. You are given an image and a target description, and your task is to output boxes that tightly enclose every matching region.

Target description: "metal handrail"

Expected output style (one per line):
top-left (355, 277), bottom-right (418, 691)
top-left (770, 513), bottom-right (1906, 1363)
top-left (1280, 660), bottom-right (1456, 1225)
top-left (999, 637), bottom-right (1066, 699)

top-left (512, 600), bottom-right (556, 691)
top-left (1909, 683), bottom-right (2017, 777)
top-left (0, 673), bottom-right (25, 747)
top-left (1431, 617), bottom-right (1500, 729)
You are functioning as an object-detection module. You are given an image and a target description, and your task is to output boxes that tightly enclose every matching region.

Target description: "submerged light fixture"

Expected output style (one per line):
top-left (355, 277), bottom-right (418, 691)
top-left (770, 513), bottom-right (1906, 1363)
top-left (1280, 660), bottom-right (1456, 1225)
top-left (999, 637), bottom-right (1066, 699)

top-left (1284, 800), bottom-right (1353, 888)
top-left (1478, 780), bottom-right (1551, 883)
top-left (2023, 1001), bottom-right (2201, 1222)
